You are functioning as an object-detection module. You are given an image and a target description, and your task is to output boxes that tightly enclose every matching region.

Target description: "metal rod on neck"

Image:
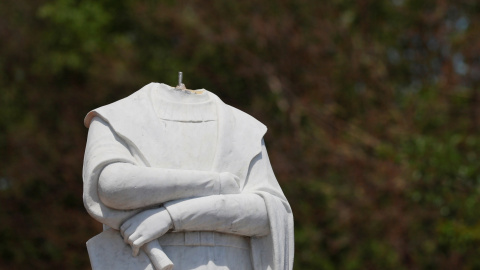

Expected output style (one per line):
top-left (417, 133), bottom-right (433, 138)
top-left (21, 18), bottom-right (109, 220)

top-left (178, 72), bottom-right (183, 87)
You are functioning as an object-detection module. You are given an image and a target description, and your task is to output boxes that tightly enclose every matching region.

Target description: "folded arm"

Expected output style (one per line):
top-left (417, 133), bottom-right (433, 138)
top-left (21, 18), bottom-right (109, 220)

top-left (120, 192), bottom-right (270, 256)
top-left (99, 163), bottom-right (240, 210)
top-left (159, 140), bottom-right (281, 237)
top-left (164, 193), bottom-right (269, 237)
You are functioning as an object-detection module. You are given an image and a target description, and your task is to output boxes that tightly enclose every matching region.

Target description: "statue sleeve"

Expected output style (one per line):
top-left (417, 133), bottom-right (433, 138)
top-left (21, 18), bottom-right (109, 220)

top-left (248, 139), bottom-right (294, 270)
top-left (83, 116), bottom-right (141, 229)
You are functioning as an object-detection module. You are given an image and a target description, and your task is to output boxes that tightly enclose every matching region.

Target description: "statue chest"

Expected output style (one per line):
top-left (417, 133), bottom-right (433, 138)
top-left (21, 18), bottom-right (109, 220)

top-left (145, 119), bottom-right (218, 172)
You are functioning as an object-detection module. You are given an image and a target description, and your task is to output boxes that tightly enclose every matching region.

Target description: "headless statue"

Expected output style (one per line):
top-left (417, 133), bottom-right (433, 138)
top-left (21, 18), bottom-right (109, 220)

top-left (82, 83), bottom-right (294, 270)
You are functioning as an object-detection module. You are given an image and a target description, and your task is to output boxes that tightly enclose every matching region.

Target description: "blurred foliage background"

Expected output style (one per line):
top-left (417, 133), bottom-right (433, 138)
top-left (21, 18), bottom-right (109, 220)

top-left (1, 0), bottom-right (480, 269)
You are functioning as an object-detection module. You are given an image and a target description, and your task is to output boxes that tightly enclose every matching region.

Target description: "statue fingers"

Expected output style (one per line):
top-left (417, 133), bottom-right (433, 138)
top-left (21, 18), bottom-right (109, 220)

top-left (124, 227), bottom-right (137, 243)
top-left (132, 237), bottom-right (147, 257)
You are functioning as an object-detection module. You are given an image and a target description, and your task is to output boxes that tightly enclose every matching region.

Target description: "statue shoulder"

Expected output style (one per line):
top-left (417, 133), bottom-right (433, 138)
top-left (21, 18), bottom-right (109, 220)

top-left (228, 105), bottom-right (267, 136)
top-left (84, 83), bottom-right (154, 128)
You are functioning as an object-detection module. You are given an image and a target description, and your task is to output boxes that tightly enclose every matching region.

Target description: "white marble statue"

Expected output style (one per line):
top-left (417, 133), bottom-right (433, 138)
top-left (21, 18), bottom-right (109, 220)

top-left (82, 82), bottom-right (294, 270)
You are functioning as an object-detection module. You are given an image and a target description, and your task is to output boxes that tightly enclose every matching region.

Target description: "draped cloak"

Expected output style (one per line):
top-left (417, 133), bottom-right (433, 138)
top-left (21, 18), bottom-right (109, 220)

top-left (82, 83), bottom-right (294, 270)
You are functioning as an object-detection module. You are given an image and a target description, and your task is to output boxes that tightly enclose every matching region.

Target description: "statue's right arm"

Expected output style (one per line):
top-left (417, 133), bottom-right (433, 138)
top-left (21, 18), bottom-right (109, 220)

top-left (98, 163), bottom-right (240, 210)
top-left (88, 117), bottom-right (240, 211)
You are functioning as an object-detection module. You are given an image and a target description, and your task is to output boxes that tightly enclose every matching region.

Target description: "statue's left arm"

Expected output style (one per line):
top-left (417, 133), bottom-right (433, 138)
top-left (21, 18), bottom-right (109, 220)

top-left (161, 139), bottom-right (290, 236)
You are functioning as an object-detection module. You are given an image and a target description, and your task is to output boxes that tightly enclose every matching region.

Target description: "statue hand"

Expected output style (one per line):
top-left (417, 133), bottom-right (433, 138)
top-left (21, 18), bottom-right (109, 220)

top-left (219, 172), bottom-right (241, 194)
top-left (120, 207), bottom-right (173, 257)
